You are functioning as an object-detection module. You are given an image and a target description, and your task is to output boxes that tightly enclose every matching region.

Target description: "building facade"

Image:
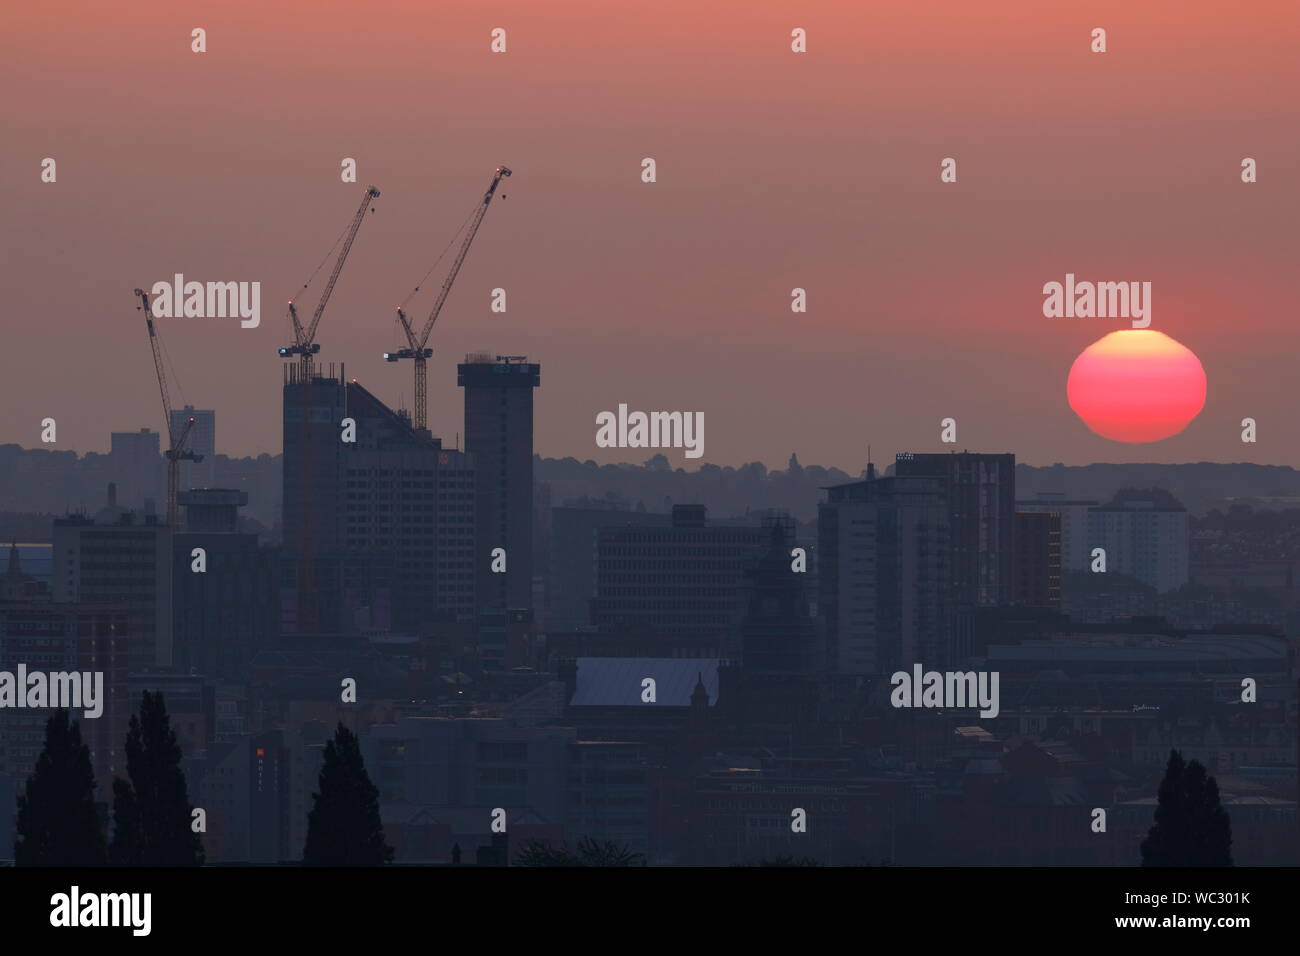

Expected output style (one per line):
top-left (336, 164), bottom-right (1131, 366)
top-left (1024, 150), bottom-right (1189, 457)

top-left (108, 427), bottom-right (162, 512)
top-left (819, 469), bottom-right (952, 675)
top-left (895, 451), bottom-right (1016, 608)
top-left (281, 367), bottom-right (476, 633)
top-left (591, 505), bottom-right (768, 642)
top-left (1016, 493), bottom-right (1098, 572)
top-left (53, 510), bottom-right (172, 669)
top-left (458, 355), bottom-right (540, 617)
top-left (1087, 493), bottom-right (1189, 593)
top-left (1012, 511), bottom-right (1061, 608)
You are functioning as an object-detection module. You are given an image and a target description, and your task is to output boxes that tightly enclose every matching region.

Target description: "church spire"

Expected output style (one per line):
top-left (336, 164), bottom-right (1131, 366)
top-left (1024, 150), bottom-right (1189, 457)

top-left (691, 672), bottom-right (709, 709)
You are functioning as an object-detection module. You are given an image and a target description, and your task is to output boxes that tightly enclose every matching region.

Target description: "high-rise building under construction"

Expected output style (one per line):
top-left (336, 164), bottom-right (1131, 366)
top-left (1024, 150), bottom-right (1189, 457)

top-left (281, 365), bottom-right (475, 634)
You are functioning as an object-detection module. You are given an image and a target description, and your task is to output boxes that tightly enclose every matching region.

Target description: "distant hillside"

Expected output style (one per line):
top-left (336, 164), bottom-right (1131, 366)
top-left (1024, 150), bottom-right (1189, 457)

top-left (0, 444), bottom-right (280, 528)
top-left (539, 456), bottom-right (1300, 520)
top-left (1014, 462), bottom-right (1300, 515)
top-left (537, 453), bottom-right (851, 523)
top-left (2, 441), bottom-right (1295, 527)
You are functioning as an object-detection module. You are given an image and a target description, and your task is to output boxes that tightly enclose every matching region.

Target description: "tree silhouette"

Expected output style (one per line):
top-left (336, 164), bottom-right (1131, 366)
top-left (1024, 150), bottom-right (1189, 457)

top-left (1141, 749), bottom-right (1233, 867)
top-left (303, 723), bottom-right (393, 866)
top-left (109, 691), bottom-right (204, 866)
top-left (14, 710), bottom-right (106, 866)
top-left (108, 778), bottom-right (144, 865)
top-left (515, 837), bottom-right (644, 867)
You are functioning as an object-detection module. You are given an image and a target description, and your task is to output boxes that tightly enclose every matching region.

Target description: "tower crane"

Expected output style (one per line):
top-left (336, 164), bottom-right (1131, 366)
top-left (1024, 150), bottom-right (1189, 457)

top-left (387, 166), bottom-right (511, 431)
top-left (134, 288), bottom-right (203, 529)
top-left (278, 184), bottom-right (377, 634)
top-left (280, 185), bottom-right (381, 378)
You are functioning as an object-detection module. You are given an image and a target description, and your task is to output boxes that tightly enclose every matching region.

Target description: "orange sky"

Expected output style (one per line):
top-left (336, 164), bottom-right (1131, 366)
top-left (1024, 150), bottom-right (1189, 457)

top-left (3, 0), bottom-right (1299, 468)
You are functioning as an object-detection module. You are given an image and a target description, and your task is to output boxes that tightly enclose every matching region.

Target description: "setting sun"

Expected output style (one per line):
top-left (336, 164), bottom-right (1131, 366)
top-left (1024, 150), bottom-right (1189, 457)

top-left (1067, 330), bottom-right (1207, 443)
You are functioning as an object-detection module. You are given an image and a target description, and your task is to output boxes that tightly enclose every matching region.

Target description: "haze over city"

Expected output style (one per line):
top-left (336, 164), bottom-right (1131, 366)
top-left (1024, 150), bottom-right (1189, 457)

top-left (5, 0), bottom-right (1299, 467)
top-left (4, 3), bottom-right (1300, 938)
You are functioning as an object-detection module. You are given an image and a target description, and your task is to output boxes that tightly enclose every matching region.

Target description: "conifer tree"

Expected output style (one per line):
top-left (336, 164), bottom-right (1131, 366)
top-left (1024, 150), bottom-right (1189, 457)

top-left (1141, 749), bottom-right (1233, 866)
top-left (110, 690), bottom-right (204, 866)
top-left (108, 777), bottom-right (144, 865)
top-left (303, 723), bottom-right (393, 866)
top-left (14, 710), bottom-right (106, 866)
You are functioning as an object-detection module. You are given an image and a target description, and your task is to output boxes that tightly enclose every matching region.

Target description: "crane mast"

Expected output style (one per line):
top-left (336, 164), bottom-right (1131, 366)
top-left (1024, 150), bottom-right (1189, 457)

top-left (281, 185), bottom-right (381, 379)
top-left (390, 166), bottom-right (511, 431)
top-left (134, 288), bottom-right (203, 529)
top-left (279, 185), bottom-right (377, 634)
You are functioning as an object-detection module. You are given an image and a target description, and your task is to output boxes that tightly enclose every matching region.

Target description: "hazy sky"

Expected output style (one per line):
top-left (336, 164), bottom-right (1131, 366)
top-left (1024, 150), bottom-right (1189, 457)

top-left (5, 0), bottom-right (1299, 470)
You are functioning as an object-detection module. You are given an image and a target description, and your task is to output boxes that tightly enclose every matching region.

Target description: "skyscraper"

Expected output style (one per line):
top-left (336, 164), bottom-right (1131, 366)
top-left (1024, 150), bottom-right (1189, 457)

top-left (1012, 510), bottom-right (1061, 608)
top-left (281, 365), bottom-right (346, 633)
top-left (458, 355), bottom-right (540, 616)
top-left (894, 451), bottom-right (1016, 608)
top-left (818, 468), bottom-right (951, 675)
top-left (282, 366), bottom-right (475, 634)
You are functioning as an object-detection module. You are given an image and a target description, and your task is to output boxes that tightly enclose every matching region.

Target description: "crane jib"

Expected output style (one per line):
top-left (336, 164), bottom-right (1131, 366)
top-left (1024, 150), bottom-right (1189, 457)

top-left (391, 165), bottom-right (510, 433)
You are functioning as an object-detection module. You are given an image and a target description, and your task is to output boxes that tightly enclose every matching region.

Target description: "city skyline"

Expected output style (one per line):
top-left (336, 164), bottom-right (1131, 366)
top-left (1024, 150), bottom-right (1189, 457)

top-left (1, 0), bottom-right (1296, 911)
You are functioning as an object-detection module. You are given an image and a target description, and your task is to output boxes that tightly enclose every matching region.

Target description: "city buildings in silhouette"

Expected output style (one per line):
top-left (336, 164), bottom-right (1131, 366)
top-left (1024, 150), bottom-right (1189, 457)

top-left (1016, 492), bottom-right (1098, 572)
top-left (458, 354), bottom-right (539, 669)
top-left (894, 451), bottom-right (1016, 608)
top-left (281, 365), bottom-right (475, 634)
top-left (1, 541), bottom-right (47, 602)
top-left (1012, 510), bottom-right (1061, 608)
top-left (108, 426), bottom-right (162, 511)
top-left (5, 396), bottom-right (1298, 868)
top-left (0, 598), bottom-right (131, 805)
top-left (173, 489), bottom-right (278, 681)
top-left (52, 486), bottom-right (173, 670)
top-left (189, 729), bottom-right (288, 863)
top-left (281, 364), bottom-right (346, 633)
top-left (458, 354), bottom-right (539, 614)
top-left (360, 714), bottom-right (648, 862)
top-left (1087, 489), bottom-right (1190, 592)
top-left (735, 512), bottom-right (818, 671)
top-left (590, 504), bottom-right (769, 648)
top-left (547, 503), bottom-right (670, 632)
top-left (819, 464), bottom-right (952, 674)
